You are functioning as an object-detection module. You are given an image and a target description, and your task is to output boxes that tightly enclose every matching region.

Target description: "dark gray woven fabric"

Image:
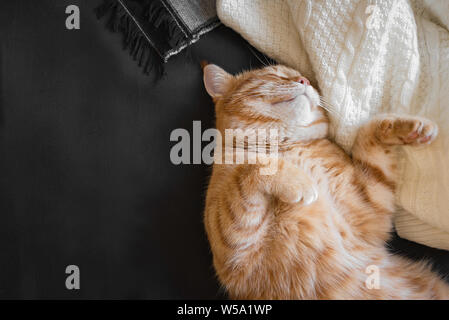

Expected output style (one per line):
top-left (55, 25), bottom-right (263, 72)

top-left (96, 0), bottom-right (221, 77)
top-left (159, 0), bottom-right (220, 60)
top-left (170, 0), bottom-right (217, 32)
top-left (163, 0), bottom-right (219, 59)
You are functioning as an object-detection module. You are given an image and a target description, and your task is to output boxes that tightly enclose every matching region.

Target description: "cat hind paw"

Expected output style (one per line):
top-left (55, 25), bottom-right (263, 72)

top-left (376, 116), bottom-right (438, 146)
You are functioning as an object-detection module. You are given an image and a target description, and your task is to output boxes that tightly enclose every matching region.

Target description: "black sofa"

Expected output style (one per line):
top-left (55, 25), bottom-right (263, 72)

top-left (1, 0), bottom-right (448, 299)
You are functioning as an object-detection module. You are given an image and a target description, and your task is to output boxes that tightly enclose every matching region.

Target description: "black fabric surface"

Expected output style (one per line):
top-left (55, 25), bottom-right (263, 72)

top-left (1, 0), bottom-right (448, 299)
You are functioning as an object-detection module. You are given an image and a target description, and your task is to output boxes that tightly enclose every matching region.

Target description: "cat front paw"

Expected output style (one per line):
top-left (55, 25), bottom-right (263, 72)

top-left (270, 159), bottom-right (318, 205)
top-left (298, 185), bottom-right (319, 205)
top-left (278, 182), bottom-right (318, 205)
top-left (375, 115), bottom-right (438, 146)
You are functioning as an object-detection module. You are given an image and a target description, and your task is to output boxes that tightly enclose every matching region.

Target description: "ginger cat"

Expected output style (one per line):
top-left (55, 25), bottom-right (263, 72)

top-left (202, 63), bottom-right (449, 299)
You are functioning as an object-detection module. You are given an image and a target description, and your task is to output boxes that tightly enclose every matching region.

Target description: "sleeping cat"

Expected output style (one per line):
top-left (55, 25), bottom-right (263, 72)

top-left (202, 63), bottom-right (449, 299)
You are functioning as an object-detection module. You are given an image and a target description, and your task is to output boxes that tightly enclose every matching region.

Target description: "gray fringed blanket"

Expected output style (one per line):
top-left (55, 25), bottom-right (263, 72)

top-left (96, 0), bottom-right (220, 78)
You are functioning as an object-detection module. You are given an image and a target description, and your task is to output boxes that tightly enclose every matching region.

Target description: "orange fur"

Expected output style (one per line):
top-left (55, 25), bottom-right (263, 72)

top-left (203, 64), bottom-right (448, 299)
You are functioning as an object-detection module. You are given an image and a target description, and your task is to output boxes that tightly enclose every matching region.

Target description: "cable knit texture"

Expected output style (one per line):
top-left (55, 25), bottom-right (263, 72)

top-left (217, 0), bottom-right (449, 250)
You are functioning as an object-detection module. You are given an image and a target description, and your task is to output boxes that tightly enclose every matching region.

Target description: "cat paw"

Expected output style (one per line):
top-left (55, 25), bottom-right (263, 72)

top-left (300, 185), bottom-right (319, 205)
top-left (278, 183), bottom-right (318, 205)
top-left (375, 115), bottom-right (438, 146)
top-left (270, 159), bottom-right (318, 205)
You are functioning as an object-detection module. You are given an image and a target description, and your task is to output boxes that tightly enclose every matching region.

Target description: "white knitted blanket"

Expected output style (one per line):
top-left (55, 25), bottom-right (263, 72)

top-left (217, 0), bottom-right (449, 250)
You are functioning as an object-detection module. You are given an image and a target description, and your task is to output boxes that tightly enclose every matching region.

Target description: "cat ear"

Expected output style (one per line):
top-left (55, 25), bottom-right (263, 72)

top-left (203, 64), bottom-right (231, 98)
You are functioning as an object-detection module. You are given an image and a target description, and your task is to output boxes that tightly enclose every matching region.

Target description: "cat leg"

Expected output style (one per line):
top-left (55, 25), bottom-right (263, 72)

top-left (227, 157), bottom-right (318, 226)
top-left (210, 159), bottom-right (318, 299)
top-left (216, 158), bottom-right (317, 249)
top-left (351, 114), bottom-right (438, 212)
top-left (257, 157), bottom-right (318, 205)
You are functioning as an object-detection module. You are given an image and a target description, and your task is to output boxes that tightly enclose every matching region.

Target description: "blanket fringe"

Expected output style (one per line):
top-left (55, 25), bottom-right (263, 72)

top-left (95, 0), bottom-right (165, 79)
top-left (145, 0), bottom-right (185, 47)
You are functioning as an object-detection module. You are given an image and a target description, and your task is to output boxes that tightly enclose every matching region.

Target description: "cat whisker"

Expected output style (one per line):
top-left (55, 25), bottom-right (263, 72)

top-left (320, 106), bottom-right (342, 119)
top-left (262, 53), bottom-right (274, 67)
top-left (319, 96), bottom-right (343, 119)
top-left (247, 45), bottom-right (267, 67)
top-left (247, 45), bottom-right (277, 68)
top-left (319, 102), bottom-right (343, 119)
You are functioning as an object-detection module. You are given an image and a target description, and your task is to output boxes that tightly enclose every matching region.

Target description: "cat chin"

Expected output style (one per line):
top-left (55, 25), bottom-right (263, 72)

top-left (293, 96), bottom-right (315, 123)
top-left (305, 86), bottom-right (320, 107)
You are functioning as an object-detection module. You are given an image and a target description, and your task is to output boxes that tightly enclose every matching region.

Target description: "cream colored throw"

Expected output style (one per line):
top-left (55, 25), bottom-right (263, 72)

top-left (217, 0), bottom-right (449, 250)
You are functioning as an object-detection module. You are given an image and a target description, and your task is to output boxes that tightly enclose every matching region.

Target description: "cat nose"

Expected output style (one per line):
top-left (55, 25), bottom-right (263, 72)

top-left (294, 76), bottom-right (310, 86)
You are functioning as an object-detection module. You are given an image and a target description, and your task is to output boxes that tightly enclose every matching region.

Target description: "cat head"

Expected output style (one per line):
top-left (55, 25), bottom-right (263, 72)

top-left (203, 64), bottom-right (329, 146)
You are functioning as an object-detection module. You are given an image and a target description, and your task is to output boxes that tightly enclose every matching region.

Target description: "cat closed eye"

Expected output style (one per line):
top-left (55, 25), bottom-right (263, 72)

top-left (272, 97), bottom-right (296, 105)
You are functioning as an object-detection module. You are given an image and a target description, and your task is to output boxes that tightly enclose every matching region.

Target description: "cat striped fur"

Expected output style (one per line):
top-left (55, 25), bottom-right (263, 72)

top-left (203, 64), bottom-right (449, 299)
